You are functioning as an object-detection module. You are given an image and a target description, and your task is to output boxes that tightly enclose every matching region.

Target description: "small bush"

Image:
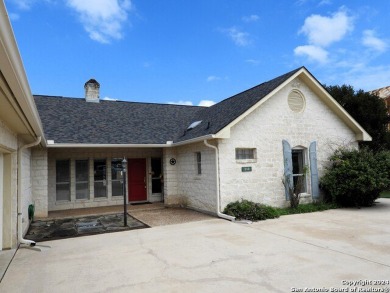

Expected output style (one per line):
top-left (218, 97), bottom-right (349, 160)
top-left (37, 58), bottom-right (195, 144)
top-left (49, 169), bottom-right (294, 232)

top-left (320, 148), bottom-right (390, 207)
top-left (223, 199), bottom-right (279, 221)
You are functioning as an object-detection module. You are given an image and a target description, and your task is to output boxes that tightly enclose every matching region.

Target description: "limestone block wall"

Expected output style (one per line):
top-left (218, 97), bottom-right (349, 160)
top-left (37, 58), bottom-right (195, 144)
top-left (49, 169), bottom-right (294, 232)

top-left (20, 147), bottom-right (32, 235)
top-left (47, 148), bottom-right (162, 211)
top-left (32, 147), bottom-right (48, 217)
top-left (0, 120), bottom-right (35, 247)
top-left (162, 147), bottom-right (178, 205)
top-left (173, 142), bottom-right (217, 214)
top-left (0, 119), bottom-right (18, 248)
top-left (218, 77), bottom-right (359, 209)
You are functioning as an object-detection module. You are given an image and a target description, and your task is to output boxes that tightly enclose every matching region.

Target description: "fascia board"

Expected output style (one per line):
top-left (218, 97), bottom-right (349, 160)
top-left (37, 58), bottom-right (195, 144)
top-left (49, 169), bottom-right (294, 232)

top-left (46, 135), bottom-right (216, 148)
top-left (171, 134), bottom-right (215, 146)
top-left (47, 143), bottom-right (169, 148)
top-left (213, 68), bottom-right (305, 139)
top-left (300, 71), bottom-right (372, 142)
top-left (0, 3), bottom-right (46, 145)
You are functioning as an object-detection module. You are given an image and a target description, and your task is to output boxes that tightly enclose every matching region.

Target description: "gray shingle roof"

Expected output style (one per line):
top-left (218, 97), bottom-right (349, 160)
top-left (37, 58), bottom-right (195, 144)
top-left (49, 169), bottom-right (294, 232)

top-left (34, 67), bottom-right (302, 145)
top-left (174, 67), bottom-right (302, 142)
top-left (34, 97), bottom-right (202, 144)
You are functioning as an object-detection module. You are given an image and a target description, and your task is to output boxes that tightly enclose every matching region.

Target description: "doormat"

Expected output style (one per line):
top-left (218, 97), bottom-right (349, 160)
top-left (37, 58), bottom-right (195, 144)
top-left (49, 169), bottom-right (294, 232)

top-left (130, 202), bottom-right (152, 205)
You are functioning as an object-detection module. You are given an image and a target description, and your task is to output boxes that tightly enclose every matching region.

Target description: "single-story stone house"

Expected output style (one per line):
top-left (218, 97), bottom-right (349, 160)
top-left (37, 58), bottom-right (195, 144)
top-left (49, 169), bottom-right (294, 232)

top-left (31, 66), bottom-right (371, 221)
top-left (0, 2), bottom-right (372, 250)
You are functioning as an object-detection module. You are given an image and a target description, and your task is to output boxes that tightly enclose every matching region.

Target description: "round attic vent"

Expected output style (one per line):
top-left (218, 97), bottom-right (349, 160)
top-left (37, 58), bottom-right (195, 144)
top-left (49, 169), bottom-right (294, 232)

top-left (288, 90), bottom-right (305, 113)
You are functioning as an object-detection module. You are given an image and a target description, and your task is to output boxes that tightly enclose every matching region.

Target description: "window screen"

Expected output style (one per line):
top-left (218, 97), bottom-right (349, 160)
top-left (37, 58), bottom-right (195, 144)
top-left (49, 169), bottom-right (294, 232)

top-left (94, 159), bottom-right (107, 198)
top-left (235, 148), bottom-right (256, 160)
top-left (76, 160), bottom-right (89, 200)
top-left (196, 152), bottom-right (201, 175)
top-left (56, 160), bottom-right (70, 201)
top-left (111, 159), bottom-right (123, 197)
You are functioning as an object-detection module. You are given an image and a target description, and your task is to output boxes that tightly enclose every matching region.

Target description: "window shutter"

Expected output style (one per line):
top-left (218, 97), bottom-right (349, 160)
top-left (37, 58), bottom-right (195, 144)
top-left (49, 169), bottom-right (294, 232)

top-left (282, 140), bottom-right (293, 200)
top-left (309, 141), bottom-right (319, 199)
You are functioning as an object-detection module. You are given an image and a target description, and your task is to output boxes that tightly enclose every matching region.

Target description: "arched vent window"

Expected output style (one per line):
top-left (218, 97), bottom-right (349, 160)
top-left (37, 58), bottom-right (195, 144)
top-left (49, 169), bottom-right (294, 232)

top-left (288, 90), bottom-right (305, 113)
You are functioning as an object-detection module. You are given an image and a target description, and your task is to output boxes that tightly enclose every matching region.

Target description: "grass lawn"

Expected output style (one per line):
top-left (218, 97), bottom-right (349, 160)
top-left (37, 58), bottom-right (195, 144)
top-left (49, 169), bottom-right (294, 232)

top-left (276, 202), bottom-right (337, 216)
top-left (381, 191), bottom-right (390, 198)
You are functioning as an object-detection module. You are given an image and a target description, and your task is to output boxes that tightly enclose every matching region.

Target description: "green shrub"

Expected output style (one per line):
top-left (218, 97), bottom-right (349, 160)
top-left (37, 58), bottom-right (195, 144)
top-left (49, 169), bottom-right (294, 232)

top-left (223, 199), bottom-right (279, 221)
top-left (320, 148), bottom-right (390, 207)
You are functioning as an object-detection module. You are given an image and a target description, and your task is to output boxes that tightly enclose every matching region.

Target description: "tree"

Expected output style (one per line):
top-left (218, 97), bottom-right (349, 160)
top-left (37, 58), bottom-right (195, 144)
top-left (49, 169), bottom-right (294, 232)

top-left (324, 84), bottom-right (390, 151)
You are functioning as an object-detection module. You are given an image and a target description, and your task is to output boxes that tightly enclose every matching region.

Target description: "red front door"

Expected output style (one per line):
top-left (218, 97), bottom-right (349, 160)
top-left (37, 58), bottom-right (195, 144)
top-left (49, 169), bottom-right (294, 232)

top-left (128, 158), bottom-right (147, 202)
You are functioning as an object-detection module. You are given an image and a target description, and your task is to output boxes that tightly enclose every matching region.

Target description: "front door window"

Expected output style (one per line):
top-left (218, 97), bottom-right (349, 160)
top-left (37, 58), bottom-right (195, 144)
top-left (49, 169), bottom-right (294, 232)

top-left (151, 158), bottom-right (162, 194)
top-left (292, 150), bottom-right (306, 194)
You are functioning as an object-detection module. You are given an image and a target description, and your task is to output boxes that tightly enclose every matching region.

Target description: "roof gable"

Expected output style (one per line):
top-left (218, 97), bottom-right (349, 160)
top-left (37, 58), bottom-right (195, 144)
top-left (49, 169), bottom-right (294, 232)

top-left (175, 67), bottom-right (303, 142)
top-left (176, 66), bottom-right (371, 143)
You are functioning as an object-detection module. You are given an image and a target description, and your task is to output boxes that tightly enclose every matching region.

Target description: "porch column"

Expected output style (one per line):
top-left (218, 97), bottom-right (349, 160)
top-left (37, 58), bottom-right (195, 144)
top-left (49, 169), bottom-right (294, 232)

top-left (162, 148), bottom-right (178, 205)
top-left (32, 147), bottom-right (48, 218)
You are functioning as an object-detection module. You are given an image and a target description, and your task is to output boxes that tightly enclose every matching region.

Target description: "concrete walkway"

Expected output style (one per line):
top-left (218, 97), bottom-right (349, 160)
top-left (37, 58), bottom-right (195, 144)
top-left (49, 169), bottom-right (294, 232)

top-left (1, 199), bottom-right (390, 293)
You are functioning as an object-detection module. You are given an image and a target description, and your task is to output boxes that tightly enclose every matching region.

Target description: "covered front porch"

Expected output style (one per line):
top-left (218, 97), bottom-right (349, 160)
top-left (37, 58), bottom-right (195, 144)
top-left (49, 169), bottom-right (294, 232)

top-left (32, 146), bottom-right (180, 217)
top-left (48, 147), bottom-right (165, 210)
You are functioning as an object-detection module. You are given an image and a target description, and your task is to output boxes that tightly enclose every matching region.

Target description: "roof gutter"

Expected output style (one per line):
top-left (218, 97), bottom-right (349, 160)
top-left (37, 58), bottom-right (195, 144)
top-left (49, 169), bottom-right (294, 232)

top-left (172, 134), bottom-right (215, 147)
top-left (18, 136), bottom-right (41, 247)
top-left (45, 134), bottom-right (216, 148)
top-left (203, 139), bottom-right (235, 221)
top-left (46, 143), bottom-right (169, 148)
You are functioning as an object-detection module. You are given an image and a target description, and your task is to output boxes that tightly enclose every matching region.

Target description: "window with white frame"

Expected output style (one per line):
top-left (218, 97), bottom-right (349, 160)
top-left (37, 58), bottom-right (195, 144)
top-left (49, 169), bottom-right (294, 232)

top-left (75, 159), bottom-right (89, 200)
top-left (195, 152), bottom-right (202, 175)
top-left (56, 160), bottom-right (70, 201)
top-left (235, 148), bottom-right (256, 160)
top-left (94, 159), bottom-right (107, 198)
top-left (111, 158), bottom-right (123, 197)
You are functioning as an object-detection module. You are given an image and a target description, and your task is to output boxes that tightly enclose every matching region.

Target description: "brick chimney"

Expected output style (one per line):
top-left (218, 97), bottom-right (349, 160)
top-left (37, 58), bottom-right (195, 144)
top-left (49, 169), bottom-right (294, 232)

top-left (84, 79), bottom-right (100, 103)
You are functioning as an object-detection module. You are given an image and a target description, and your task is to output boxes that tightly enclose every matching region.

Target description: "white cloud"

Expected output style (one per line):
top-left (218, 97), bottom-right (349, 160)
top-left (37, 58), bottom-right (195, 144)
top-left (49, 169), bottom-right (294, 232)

top-left (299, 9), bottom-right (353, 47)
top-left (142, 61), bottom-right (151, 68)
top-left (9, 0), bottom-right (36, 10)
top-left (206, 75), bottom-right (221, 82)
top-left (245, 59), bottom-right (260, 65)
top-left (168, 100), bottom-right (193, 106)
top-left (9, 0), bottom-right (54, 10)
top-left (65, 0), bottom-right (132, 44)
top-left (242, 15), bottom-right (259, 23)
top-left (198, 100), bottom-right (216, 107)
top-left (103, 96), bottom-right (117, 101)
top-left (221, 27), bottom-right (251, 47)
top-left (294, 45), bottom-right (329, 63)
top-left (168, 100), bottom-right (216, 107)
top-left (319, 0), bottom-right (332, 5)
top-left (362, 30), bottom-right (388, 53)
top-left (8, 12), bottom-right (20, 21)
top-left (336, 65), bottom-right (390, 91)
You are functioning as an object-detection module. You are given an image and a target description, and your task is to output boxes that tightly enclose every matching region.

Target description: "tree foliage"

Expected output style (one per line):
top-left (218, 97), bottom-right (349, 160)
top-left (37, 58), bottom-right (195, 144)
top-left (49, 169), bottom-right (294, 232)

top-left (324, 84), bottom-right (390, 150)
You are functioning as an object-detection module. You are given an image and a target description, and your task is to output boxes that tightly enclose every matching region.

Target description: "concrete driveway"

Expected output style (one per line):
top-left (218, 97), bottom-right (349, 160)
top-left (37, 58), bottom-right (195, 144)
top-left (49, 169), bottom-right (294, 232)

top-left (1, 199), bottom-right (390, 293)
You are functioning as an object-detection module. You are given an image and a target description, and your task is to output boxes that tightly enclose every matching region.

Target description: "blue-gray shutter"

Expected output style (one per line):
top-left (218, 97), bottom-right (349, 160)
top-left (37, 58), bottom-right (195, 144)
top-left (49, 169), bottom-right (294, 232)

top-left (282, 140), bottom-right (293, 200)
top-left (309, 141), bottom-right (319, 199)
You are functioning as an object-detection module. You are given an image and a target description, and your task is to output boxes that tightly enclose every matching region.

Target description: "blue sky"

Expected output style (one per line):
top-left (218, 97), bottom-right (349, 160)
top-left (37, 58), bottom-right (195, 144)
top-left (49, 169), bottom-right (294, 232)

top-left (5, 0), bottom-right (390, 106)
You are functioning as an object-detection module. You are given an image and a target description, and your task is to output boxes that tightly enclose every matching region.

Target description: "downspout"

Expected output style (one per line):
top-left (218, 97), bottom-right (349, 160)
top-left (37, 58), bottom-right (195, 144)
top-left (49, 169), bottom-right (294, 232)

top-left (18, 136), bottom-right (41, 246)
top-left (203, 140), bottom-right (235, 221)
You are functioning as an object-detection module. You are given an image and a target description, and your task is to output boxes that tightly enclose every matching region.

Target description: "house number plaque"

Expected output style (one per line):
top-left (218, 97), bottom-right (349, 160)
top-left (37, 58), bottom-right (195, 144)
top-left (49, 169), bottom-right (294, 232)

top-left (241, 166), bottom-right (252, 172)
